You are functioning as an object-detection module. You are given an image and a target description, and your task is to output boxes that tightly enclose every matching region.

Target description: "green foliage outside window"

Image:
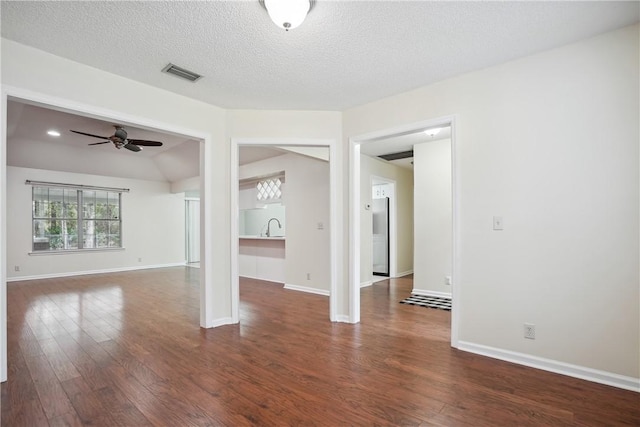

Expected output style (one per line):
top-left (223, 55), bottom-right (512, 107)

top-left (32, 186), bottom-right (121, 251)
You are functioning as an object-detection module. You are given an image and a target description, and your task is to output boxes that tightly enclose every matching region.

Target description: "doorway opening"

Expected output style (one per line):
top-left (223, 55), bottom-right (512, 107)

top-left (1, 88), bottom-right (214, 382)
top-left (231, 138), bottom-right (339, 324)
top-left (349, 116), bottom-right (459, 346)
top-left (371, 177), bottom-right (396, 280)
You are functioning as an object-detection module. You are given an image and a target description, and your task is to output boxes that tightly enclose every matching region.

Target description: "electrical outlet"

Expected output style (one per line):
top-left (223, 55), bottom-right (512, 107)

top-left (306, 273), bottom-right (311, 280)
top-left (524, 323), bottom-right (536, 340)
top-left (138, 258), bottom-right (142, 263)
top-left (14, 265), bottom-right (20, 272)
top-left (445, 276), bottom-right (452, 286)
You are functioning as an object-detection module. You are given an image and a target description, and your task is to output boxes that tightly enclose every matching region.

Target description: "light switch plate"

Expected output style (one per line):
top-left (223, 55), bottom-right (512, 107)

top-left (493, 216), bottom-right (504, 230)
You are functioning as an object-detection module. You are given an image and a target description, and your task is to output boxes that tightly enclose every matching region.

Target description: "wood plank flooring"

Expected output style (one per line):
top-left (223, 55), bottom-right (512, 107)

top-left (2, 268), bottom-right (638, 426)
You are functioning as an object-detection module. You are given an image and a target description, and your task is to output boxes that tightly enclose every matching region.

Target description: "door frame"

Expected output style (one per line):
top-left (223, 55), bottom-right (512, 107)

top-left (349, 115), bottom-right (460, 347)
top-left (230, 138), bottom-right (339, 323)
top-left (0, 85), bottom-right (216, 382)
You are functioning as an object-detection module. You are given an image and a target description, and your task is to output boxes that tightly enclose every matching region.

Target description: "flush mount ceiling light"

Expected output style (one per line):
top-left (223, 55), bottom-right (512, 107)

top-left (424, 128), bottom-right (442, 137)
top-left (47, 130), bottom-right (61, 137)
top-left (260, 0), bottom-right (314, 31)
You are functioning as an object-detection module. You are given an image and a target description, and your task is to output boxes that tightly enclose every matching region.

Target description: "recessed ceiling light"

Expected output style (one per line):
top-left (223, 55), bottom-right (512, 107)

top-left (47, 130), bottom-right (61, 137)
top-left (424, 128), bottom-right (441, 137)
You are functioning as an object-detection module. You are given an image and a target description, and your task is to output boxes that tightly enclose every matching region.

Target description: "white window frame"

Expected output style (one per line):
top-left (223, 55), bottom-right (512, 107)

top-left (28, 180), bottom-right (128, 253)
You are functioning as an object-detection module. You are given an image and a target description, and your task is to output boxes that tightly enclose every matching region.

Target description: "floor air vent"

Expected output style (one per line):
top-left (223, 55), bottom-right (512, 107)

top-left (162, 63), bottom-right (202, 82)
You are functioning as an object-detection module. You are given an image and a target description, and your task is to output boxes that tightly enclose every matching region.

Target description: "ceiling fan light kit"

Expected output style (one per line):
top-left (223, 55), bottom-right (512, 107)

top-left (261, 0), bottom-right (313, 31)
top-left (70, 126), bottom-right (164, 153)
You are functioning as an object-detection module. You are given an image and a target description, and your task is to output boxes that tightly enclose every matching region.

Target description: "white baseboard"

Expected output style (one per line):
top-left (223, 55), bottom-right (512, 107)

top-left (334, 315), bottom-right (351, 323)
top-left (458, 341), bottom-right (640, 393)
top-left (207, 317), bottom-right (235, 328)
top-left (361, 270), bottom-right (413, 287)
top-left (412, 288), bottom-right (452, 299)
top-left (6, 262), bottom-right (187, 282)
top-left (239, 275), bottom-right (285, 285)
top-left (284, 283), bottom-right (330, 296)
top-left (395, 269), bottom-right (414, 277)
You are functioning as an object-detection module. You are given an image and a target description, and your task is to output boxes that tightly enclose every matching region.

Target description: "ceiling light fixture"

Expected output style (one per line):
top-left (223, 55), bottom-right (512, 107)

top-left (47, 130), bottom-right (61, 137)
top-left (424, 128), bottom-right (442, 137)
top-left (261, 0), bottom-right (314, 31)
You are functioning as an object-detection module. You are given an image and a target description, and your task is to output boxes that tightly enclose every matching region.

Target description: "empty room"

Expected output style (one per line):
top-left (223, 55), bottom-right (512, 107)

top-left (1, 1), bottom-right (638, 426)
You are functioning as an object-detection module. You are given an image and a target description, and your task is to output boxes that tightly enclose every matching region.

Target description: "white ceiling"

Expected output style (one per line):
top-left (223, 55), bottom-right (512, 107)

top-left (6, 100), bottom-right (201, 183)
top-left (239, 146), bottom-right (287, 165)
top-left (360, 126), bottom-right (452, 170)
top-left (8, 101), bottom-right (193, 157)
top-left (6, 100), bottom-right (306, 182)
top-left (2, 1), bottom-right (637, 111)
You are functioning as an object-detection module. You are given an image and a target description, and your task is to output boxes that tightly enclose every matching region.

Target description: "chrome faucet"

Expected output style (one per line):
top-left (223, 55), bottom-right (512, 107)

top-left (266, 218), bottom-right (282, 237)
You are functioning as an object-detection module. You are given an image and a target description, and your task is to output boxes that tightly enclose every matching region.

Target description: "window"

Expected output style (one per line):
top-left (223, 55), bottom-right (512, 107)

top-left (256, 178), bottom-right (282, 201)
top-left (32, 185), bottom-right (123, 252)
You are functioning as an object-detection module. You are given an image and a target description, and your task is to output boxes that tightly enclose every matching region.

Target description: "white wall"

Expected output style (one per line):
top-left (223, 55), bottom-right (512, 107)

top-left (7, 166), bottom-right (185, 279)
top-left (344, 25), bottom-right (639, 381)
top-left (239, 153), bottom-right (330, 292)
top-left (360, 155), bottom-right (413, 285)
top-left (412, 139), bottom-right (452, 296)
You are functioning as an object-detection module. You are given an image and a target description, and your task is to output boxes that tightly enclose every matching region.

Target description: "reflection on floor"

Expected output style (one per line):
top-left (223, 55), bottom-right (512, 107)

top-left (2, 269), bottom-right (638, 425)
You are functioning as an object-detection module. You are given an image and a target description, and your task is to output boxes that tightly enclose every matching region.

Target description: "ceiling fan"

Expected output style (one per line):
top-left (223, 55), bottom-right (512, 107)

top-left (70, 126), bottom-right (163, 152)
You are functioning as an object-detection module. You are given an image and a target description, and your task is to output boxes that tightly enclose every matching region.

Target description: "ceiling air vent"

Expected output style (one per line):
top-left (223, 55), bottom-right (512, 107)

top-left (378, 150), bottom-right (414, 161)
top-left (161, 63), bottom-right (202, 82)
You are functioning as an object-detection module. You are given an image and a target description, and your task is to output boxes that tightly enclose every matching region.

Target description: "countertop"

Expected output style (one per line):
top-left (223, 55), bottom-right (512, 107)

top-left (239, 235), bottom-right (285, 240)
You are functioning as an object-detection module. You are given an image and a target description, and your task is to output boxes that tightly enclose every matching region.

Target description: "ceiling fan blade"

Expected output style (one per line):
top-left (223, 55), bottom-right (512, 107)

top-left (124, 143), bottom-right (142, 152)
top-left (70, 130), bottom-right (110, 139)
top-left (87, 141), bottom-right (111, 146)
top-left (127, 139), bottom-right (163, 147)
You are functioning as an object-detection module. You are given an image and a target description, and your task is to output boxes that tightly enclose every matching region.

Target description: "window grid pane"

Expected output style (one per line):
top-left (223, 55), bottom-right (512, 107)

top-left (32, 186), bottom-right (122, 252)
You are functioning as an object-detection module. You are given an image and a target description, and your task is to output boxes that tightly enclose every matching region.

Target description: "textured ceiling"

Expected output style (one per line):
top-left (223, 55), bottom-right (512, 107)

top-left (2, 1), bottom-right (638, 111)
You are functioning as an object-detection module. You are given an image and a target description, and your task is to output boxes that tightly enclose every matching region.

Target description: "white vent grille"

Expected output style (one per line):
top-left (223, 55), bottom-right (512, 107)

top-left (161, 63), bottom-right (202, 82)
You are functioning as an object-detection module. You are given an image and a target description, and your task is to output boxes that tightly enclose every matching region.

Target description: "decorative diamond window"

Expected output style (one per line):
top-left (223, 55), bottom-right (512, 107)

top-left (257, 178), bottom-right (282, 201)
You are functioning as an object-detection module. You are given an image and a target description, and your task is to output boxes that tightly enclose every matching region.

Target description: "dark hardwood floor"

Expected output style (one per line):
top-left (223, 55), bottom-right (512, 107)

top-left (2, 268), bottom-right (638, 426)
